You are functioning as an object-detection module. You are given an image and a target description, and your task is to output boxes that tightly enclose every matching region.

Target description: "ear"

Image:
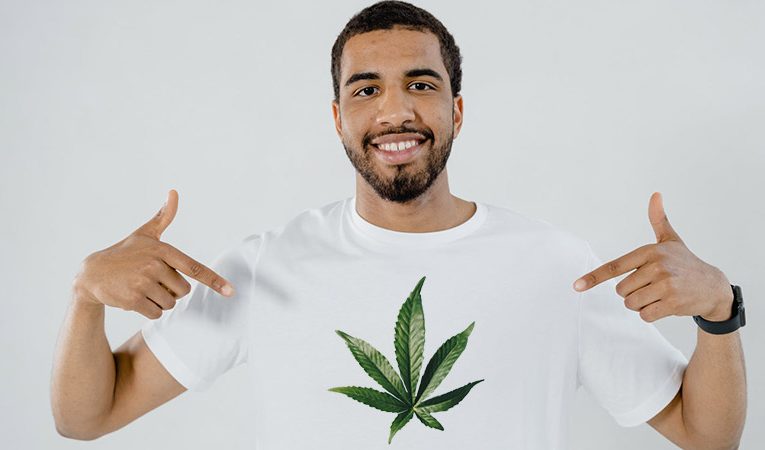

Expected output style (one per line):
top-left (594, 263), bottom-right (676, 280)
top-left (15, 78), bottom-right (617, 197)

top-left (452, 95), bottom-right (464, 139)
top-left (331, 100), bottom-right (343, 139)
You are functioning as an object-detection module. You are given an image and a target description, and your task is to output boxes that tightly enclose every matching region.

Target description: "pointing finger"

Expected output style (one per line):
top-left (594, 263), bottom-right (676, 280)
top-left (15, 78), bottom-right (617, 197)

top-left (158, 242), bottom-right (235, 297)
top-left (573, 243), bottom-right (653, 292)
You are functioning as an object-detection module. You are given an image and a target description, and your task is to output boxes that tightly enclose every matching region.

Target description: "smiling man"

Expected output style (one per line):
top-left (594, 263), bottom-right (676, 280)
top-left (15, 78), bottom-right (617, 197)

top-left (332, 22), bottom-right (472, 230)
top-left (52, 1), bottom-right (746, 449)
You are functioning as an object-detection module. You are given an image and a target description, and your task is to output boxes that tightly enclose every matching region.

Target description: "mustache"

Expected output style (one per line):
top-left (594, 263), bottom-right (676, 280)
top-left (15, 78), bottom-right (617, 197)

top-left (363, 126), bottom-right (435, 147)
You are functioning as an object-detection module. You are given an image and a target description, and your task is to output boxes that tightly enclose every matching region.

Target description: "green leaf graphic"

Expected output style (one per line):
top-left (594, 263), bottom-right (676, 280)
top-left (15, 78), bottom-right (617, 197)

top-left (327, 386), bottom-right (409, 413)
top-left (414, 407), bottom-right (444, 430)
top-left (394, 275), bottom-right (426, 404)
top-left (415, 322), bottom-right (475, 404)
top-left (330, 277), bottom-right (484, 444)
top-left (388, 409), bottom-right (414, 444)
top-left (335, 330), bottom-right (409, 404)
top-left (417, 379), bottom-right (485, 412)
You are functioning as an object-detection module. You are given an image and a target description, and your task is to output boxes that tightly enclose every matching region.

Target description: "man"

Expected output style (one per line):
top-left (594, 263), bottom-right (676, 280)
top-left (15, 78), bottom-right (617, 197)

top-left (51, 1), bottom-right (746, 448)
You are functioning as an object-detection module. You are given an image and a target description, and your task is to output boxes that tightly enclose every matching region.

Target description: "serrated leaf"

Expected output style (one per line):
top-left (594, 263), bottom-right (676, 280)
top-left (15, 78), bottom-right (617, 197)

top-left (394, 276), bottom-right (426, 404)
top-left (388, 409), bottom-right (414, 444)
top-left (414, 407), bottom-right (444, 430)
top-left (327, 386), bottom-right (409, 413)
top-left (415, 322), bottom-right (475, 404)
top-left (417, 379), bottom-right (484, 413)
top-left (335, 330), bottom-right (409, 404)
top-left (333, 277), bottom-right (484, 444)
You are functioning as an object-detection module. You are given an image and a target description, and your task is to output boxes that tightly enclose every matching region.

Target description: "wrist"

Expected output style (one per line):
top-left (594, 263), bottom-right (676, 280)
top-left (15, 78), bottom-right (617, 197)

top-left (70, 277), bottom-right (103, 310)
top-left (699, 286), bottom-right (735, 322)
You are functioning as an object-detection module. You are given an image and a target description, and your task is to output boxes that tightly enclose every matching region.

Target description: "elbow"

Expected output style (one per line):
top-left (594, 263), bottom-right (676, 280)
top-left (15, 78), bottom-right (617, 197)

top-left (53, 418), bottom-right (107, 441)
top-left (683, 433), bottom-right (742, 450)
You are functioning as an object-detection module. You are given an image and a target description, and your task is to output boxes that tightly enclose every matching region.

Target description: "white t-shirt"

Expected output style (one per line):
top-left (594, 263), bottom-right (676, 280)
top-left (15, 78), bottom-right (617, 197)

top-left (141, 196), bottom-right (688, 449)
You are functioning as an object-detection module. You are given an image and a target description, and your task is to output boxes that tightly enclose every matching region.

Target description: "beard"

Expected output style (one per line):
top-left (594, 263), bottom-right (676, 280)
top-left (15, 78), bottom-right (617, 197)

top-left (342, 125), bottom-right (453, 204)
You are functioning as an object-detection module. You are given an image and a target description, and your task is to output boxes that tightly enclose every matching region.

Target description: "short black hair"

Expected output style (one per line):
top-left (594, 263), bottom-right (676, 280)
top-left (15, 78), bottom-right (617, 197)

top-left (331, 1), bottom-right (462, 102)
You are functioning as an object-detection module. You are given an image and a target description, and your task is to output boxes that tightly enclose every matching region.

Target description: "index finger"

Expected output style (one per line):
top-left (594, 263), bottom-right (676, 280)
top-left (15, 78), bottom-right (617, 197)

top-left (158, 242), bottom-right (235, 297)
top-left (573, 244), bottom-right (652, 292)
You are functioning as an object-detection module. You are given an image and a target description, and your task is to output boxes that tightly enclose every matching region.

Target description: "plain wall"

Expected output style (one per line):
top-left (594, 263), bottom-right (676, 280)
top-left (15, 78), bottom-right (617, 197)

top-left (1, 0), bottom-right (762, 448)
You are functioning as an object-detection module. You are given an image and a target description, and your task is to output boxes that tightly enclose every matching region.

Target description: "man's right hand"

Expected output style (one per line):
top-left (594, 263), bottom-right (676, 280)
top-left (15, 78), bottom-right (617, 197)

top-left (72, 189), bottom-right (235, 319)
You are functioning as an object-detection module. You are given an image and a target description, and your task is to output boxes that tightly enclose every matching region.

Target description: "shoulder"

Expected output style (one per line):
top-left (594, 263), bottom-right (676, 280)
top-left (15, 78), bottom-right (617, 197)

top-left (255, 197), bottom-right (347, 252)
top-left (480, 201), bottom-right (591, 256)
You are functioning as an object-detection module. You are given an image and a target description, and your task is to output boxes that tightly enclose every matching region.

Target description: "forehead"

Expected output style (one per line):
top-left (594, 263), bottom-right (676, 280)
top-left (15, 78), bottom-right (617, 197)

top-left (340, 27), bottom-right (445, 79)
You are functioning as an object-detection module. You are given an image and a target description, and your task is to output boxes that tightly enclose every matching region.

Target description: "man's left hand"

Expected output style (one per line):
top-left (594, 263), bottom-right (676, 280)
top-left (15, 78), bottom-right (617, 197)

top-left (572, 192), bottom-right (734, 323)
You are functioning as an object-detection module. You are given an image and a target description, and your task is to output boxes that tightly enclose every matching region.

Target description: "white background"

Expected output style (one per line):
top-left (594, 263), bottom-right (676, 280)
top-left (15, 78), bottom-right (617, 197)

top-left (1, 0), bottom-right (762, 448)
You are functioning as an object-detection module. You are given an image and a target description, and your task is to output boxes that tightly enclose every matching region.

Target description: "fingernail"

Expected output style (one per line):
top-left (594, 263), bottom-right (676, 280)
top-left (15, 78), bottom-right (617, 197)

top-left (221, 284), bottom-right (234, 297)
top-left (574, 279), bottom-right (586, 291)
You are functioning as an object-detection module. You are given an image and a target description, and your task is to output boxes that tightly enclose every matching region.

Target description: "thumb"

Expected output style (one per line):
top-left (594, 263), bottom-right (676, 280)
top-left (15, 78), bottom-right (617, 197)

top-left (134, 189), bottom-right (179, 240)
top-left (648, 191), bottom-right (683, 244)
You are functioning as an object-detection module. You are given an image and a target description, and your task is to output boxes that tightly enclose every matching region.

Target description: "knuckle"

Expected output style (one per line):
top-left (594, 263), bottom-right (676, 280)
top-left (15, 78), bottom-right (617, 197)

top-left (155, 241), bottom-right (170, 256)
top-left (140, 276), bottom-right (155, 290)
top-left (209, 276), bottom-right (223, 290)
top-left (126, 294), bottom-right (143, 310)
top-left (639, 308), bottom-right (655, 322)
top-left (151, 258), bottom-right (166, 271)
top-left (130, 277), bottom-right (145, 292)
top-left (189, 262), bottom-right (203, 277)
top-left (138, 259), bottom-right (155, 275)
top-left (606, 261), bottom-right (620, 274)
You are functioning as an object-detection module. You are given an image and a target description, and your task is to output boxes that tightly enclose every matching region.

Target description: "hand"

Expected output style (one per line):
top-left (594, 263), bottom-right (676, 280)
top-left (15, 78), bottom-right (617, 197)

top-left (572, 192), bottom-right (734, 323)
top-left (72, 189), bottom-right (236, 320)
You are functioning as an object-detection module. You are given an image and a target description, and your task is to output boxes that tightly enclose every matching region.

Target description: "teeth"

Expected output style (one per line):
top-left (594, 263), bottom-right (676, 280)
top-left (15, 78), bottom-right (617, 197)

top-left (377, 140), bottom-right (419, 152)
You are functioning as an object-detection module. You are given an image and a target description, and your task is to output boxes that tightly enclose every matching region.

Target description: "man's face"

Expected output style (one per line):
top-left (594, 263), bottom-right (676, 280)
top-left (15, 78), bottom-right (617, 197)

top-left (332, 26), bottom-right (463, 203)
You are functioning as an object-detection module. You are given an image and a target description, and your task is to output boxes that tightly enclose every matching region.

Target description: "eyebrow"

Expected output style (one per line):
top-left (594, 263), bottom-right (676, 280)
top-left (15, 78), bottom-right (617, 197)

top-left (344, 68), bottom-right (444, 87)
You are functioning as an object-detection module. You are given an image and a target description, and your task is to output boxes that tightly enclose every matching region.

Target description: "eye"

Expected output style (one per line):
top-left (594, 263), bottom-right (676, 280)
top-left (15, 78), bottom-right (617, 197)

top-left (410, 82), bottom-right (434, 91)
top-left (355, 86), bottom-right (379, 97)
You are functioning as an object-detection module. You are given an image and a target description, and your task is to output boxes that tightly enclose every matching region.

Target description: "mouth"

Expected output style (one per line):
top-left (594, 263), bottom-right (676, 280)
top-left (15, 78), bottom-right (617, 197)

top-left (370, 138), bottom-right (429, 165)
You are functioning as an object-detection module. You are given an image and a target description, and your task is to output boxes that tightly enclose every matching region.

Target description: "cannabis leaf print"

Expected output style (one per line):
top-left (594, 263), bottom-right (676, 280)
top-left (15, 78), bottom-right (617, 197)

top-left (329, 276), bottom-right (484, 444)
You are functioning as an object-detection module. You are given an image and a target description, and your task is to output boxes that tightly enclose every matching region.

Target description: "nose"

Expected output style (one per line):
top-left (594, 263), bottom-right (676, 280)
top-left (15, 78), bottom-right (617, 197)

top-left (375, 87), bottom-right (416, 127)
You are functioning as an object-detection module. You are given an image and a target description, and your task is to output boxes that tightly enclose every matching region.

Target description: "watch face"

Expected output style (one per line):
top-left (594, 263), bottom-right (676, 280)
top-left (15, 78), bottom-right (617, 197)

top-left (733, 285), bottom-right (743, 304)
top-left (733, 285), bottom-right (745, 327)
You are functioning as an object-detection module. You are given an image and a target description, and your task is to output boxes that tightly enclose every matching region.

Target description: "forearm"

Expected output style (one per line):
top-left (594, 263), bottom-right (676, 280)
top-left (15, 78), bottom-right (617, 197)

top-left (681, 327), bottom-right (746, 449)
top-left (50, 286), bottom-right (116, 440)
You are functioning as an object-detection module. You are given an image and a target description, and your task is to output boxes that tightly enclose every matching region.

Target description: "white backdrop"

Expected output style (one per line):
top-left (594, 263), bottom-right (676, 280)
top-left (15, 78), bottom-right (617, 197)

top-left (1, 0), bottom-right (762, 448)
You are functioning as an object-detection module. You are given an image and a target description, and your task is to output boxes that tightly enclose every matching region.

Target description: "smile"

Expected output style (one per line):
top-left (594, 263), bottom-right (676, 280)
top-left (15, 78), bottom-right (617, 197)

top-left (375, 140), bottom-right (420, 152)
top-left (372, 139), bottom-right (428, 165)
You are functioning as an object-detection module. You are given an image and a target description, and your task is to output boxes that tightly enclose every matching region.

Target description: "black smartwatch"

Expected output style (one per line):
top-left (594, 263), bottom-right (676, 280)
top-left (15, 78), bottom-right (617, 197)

top-left (693, 285), bottom-right (746, 335)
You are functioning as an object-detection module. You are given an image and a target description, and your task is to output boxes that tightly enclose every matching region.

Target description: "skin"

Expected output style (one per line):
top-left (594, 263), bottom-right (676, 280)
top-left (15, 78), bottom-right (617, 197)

top-left (332, 26), bottom-right (476, 232)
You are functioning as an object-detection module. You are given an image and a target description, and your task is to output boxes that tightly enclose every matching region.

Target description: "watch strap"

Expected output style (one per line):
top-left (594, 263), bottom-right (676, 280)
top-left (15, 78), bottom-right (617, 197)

top-left (693, 284), bottom-right (745, 335)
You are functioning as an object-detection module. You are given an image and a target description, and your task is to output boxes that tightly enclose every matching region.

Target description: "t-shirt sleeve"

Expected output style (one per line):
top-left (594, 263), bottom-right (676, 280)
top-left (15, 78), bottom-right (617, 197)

top-left (140, 234), bottom-right (261, 392)
top-left (576, 241), bottom-right (689, 427)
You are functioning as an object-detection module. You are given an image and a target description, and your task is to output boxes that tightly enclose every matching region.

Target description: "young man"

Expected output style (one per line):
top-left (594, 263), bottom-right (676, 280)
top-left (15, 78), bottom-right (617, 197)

top-left (51, 1), bottom-right (746, 448)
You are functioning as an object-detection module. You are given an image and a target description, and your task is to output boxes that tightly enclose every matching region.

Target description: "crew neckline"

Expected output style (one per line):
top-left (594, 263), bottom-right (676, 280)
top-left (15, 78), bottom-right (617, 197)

top-left (345, 195), bottom-right (487, 249)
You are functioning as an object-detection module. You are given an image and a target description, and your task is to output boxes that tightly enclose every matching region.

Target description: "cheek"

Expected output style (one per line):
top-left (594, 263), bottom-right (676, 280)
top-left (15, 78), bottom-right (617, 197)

top-left (339, 105), bottom-right (369, 137)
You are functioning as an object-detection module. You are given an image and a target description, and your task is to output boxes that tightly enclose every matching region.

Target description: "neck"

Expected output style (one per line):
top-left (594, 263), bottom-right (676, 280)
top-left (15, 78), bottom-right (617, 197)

top-left (354, 168), bottom-right (476, 233)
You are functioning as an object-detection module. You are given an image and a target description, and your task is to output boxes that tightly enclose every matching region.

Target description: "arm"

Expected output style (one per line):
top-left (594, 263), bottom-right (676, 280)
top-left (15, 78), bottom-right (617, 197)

top-left (648, 325), bottom-right (746, 450)
top-left (51, 190), bottom-right (234, 439)
top-left (50, 290), bottom-right (118, 439)
top-left (50, 287), bottom-right (187, 440)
